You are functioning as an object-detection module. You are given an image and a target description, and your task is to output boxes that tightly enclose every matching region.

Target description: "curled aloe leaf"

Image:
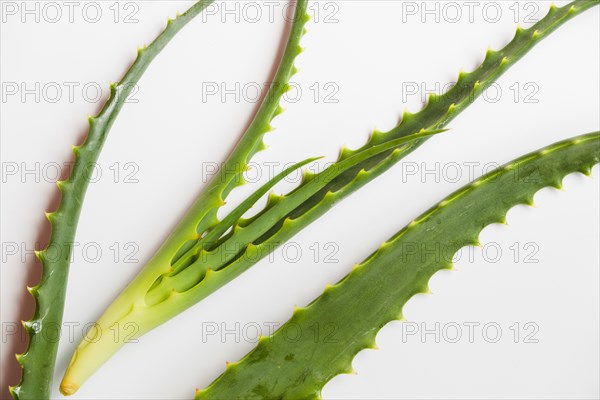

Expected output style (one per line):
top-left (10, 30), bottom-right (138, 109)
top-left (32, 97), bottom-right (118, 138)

top-left (197, 131), bottom-right (600, 399)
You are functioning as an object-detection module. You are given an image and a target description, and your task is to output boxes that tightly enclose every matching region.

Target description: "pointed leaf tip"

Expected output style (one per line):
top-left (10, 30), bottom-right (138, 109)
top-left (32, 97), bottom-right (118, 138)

top-left (59, 380), bottom-right (79, 396)
top-left (8, 385), bottom-right (20, 398)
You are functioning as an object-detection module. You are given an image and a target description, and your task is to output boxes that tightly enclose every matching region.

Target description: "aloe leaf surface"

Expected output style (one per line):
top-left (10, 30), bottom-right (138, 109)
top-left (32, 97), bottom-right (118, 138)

top-left (9, 1), bottom-right (216, 399)
top-left (197, 131), bottom-right (600, 399)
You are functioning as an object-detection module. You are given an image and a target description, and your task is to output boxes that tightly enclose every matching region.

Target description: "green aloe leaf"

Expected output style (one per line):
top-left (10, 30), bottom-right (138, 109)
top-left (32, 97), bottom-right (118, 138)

top-left (197, 131), bottom-right (600, 399)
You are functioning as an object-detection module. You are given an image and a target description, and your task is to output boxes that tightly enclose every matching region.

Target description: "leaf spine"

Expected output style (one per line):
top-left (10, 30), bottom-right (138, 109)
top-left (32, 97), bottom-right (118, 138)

top-left (344, 366), bottom-right (357, 375)
top-left (8, 386), bottom-right (20, 398)
top-left (258, 335), bottom-right (269, 344)
top-left (402, 108), bottom-right (414, 122)
top-left (428, 93), bottom-right (440, 104)
top-left (27, 286), bottom-right (38, 296)
top-left (356, 168), bottom-right (369, 179)
top-left (338, 146), bottom-right (353, 160)
top-left (515, 24), bottom-right (525, 35)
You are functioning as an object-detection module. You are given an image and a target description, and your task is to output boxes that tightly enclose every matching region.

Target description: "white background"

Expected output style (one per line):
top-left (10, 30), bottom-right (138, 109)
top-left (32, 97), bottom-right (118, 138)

top-left (1, 1), bottom-right (599, 399)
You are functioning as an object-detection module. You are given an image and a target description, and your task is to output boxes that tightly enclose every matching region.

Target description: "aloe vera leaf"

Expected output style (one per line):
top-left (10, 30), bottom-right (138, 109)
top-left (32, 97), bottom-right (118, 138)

top-left (59, 3), bottom-right (310, 394)
top-left (197, 131), bottom-right (600, 399)
top-left (8, 2), bottom-right (215, 399)
top-left (59, 129), bottom-right (443, 394)
top-left (146, 129), bottom-right (447, 302)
